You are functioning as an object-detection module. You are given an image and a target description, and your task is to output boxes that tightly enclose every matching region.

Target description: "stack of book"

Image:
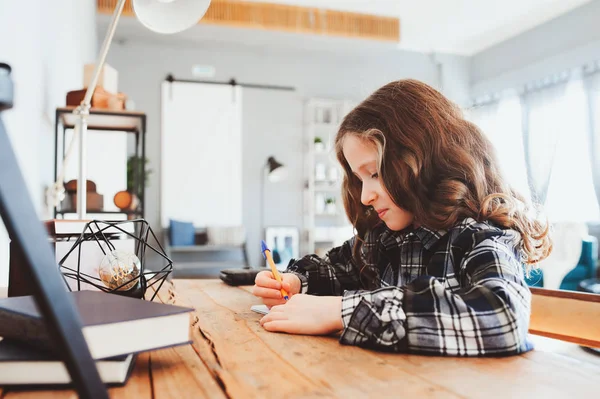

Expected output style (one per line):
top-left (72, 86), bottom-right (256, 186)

top-left (0, 290), bottom-right (193, 387)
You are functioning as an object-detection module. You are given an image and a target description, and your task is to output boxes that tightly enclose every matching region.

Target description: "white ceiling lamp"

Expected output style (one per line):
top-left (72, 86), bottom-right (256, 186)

top-left (133, 0), bottom-right (212, 34)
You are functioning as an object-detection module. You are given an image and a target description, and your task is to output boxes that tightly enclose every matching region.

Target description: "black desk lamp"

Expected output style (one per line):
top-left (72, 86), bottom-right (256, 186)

top-left (265, 156), bottom-right (287, 182)
top-left (259, 156), bottom-right (287, 264)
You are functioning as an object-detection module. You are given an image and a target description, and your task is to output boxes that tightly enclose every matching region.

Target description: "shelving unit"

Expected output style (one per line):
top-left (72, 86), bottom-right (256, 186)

top-left (164, 227), bottom-right (249, 278)
top-left (53, 107), bottom-right (147, 220)
top-left (303, 98), bottom-right (356, 257)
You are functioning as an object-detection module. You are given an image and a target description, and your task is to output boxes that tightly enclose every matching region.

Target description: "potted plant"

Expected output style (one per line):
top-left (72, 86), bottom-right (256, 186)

top-left (113, 155), bottom-right (152, 212)
top-left (325, 197), bottom-right (336, 214)
top-left (126, 155), bottom-right (152, 193)
top-left (314, 136), bottom-right (325, 152)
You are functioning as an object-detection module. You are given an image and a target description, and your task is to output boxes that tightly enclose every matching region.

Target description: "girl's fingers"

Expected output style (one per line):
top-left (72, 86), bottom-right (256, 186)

top-left (251, 286), bottom-right (282, 299)
top-left (260, 311), bottom-right (288, 326)
top-left (262, 298), bottom-right (285, 308)
top-left (262, 320), bottom-right (290, 333)
top-left (255, 271), bottom-right (281, 289)
top-left (269, 304), bottom-right (286, 313)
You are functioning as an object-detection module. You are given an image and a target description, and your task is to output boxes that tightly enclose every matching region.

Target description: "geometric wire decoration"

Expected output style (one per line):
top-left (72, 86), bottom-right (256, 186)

top-left (58, 219), bottom-right (173, 301)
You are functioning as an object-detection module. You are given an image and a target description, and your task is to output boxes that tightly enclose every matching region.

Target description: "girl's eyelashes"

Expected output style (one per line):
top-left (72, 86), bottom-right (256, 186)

top-left (352, 172), bottom-right (378, 181)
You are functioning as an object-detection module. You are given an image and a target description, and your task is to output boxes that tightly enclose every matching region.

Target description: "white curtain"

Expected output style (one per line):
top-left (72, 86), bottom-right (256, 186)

top-left (468, 96), bottom-right (530, 201)
top-left (540, 79), bottom-right (599, 221)
top-left (521, 82), bottom-right (569, 206)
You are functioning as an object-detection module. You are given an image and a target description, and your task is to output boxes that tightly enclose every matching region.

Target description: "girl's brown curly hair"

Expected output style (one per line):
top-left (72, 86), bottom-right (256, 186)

top-left (335, 79), bottom-right (552, 284)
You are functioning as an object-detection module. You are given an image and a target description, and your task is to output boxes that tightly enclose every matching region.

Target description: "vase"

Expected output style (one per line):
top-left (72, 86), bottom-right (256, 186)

top-left (113, 191), bottom-right (139, 212)
top-left (315, 163), bottom-right (326, 181)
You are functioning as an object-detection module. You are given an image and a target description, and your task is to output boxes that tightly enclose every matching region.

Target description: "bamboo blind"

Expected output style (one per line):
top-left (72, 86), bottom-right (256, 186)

top-left (96, 0), bottom-right (400, 42)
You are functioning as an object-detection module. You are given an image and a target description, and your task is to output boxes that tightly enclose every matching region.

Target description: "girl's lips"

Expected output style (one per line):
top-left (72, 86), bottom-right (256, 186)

top-left (377, 209), bottom-right (388, 218)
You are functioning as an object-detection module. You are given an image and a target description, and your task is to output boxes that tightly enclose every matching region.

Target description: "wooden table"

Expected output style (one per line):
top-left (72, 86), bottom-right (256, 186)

top-left (2, 279), bottom-right (599, 398)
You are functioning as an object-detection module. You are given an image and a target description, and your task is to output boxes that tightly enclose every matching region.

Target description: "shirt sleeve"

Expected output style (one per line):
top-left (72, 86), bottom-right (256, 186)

top-left (339, 230), bottom-right (532, 356)
top-left (286, 236), bottom-right (363, 296)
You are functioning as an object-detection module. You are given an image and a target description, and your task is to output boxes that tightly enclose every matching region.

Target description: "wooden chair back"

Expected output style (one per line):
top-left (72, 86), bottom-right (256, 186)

top-left (530, 287), bottom-right (600, 348)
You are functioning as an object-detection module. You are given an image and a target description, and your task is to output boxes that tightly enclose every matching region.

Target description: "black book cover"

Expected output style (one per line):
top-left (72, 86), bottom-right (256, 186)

top-left (0, 339), bottom-right (136, 386)
top-left (0, 290), bottom-right (193, 358)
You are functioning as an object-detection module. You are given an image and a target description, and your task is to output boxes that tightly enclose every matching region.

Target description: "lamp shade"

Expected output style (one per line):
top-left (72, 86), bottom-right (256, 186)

top-left (266, 156), bottom-right (287, 182)
top-left (132, 0), bottom-right (212, 34)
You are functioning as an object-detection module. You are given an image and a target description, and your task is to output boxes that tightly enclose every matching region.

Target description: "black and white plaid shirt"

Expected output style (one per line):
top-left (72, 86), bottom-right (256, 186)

top-left (287, 218), bottom-right (533, 356)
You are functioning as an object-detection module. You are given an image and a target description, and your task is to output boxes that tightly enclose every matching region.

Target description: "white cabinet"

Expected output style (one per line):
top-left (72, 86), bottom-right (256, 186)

top-left (302, 99), bottom-right (356, 257)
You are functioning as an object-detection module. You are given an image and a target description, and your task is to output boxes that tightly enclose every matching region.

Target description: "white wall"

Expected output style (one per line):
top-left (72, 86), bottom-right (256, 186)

top-left (436, 53), bottom-right (472, 107)
top-left (470, 0), bottom-right (600, 97)
top-left (242, 88), bottom-right (304, 267)
top-left (105, 39), bottom-right (470, 267)
top-left (0, 0), bottom-right (97, 287)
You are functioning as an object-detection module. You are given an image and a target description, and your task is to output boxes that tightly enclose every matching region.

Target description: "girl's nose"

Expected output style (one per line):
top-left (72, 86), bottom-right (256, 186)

top-left (361, 186), bottom-right (377, 206)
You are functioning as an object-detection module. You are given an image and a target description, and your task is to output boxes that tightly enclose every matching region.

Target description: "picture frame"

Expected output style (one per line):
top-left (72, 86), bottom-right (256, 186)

top-left (265, 227), bottom-right (299, 271)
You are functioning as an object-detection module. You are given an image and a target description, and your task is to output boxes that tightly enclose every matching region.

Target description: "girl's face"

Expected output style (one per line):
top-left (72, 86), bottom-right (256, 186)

top-left (342, 135), bottom-right (414, 231)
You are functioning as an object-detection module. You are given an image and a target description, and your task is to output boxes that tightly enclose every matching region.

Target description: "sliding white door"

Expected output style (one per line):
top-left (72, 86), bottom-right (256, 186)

top-left (160, 82), bottom-right (242, 228)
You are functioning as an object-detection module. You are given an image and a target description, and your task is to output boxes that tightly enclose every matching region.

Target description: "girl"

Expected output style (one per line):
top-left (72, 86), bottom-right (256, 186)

top-left (253, 79), bottom-right (551, 356)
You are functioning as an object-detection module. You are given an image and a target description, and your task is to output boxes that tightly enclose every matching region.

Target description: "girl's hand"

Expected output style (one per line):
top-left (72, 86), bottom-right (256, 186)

top-left (259, 294), bottom-right (343, 335)
top-left (252, 271), bottom-right (301, 308)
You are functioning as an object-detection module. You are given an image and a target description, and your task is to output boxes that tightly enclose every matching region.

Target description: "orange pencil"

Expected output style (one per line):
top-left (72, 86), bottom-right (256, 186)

top-left (261, 240), bottom-right (289, 300)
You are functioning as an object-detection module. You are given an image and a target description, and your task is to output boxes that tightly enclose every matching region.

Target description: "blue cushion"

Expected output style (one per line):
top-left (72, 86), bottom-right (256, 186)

top-left (560, 236), bottom-right (598, 291)
top-left (525, 268), bottom-right (544, 287)
top-left (169, 219), bottom-right (195, 246)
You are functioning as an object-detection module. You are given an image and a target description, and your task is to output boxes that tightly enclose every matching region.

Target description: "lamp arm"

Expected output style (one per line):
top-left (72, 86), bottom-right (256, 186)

top-left (70, 0), bottom-right (127, 218)
top-left (49, 122), bottom-right (80, 207)
top-left (82, 0), bottom-right (127, 106)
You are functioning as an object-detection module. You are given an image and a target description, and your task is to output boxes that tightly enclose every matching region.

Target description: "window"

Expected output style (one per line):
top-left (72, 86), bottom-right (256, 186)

top-left (537, 80), bottom-right (599, 222)
top-left (470, 77), bottom-right (600, 222)
top-left (468, 96), bottom-right (530, 201)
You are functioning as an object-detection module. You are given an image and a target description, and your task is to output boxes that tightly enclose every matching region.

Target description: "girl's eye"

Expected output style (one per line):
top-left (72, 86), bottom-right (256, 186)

top-left (371, 173), bottom-right (379, 179)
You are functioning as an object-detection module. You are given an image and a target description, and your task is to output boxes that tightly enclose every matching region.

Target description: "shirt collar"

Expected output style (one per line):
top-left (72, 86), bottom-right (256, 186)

top-left (414, 225), bottom-right (447, 250)
top-left (378, 223), bottom-right (446, 251)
